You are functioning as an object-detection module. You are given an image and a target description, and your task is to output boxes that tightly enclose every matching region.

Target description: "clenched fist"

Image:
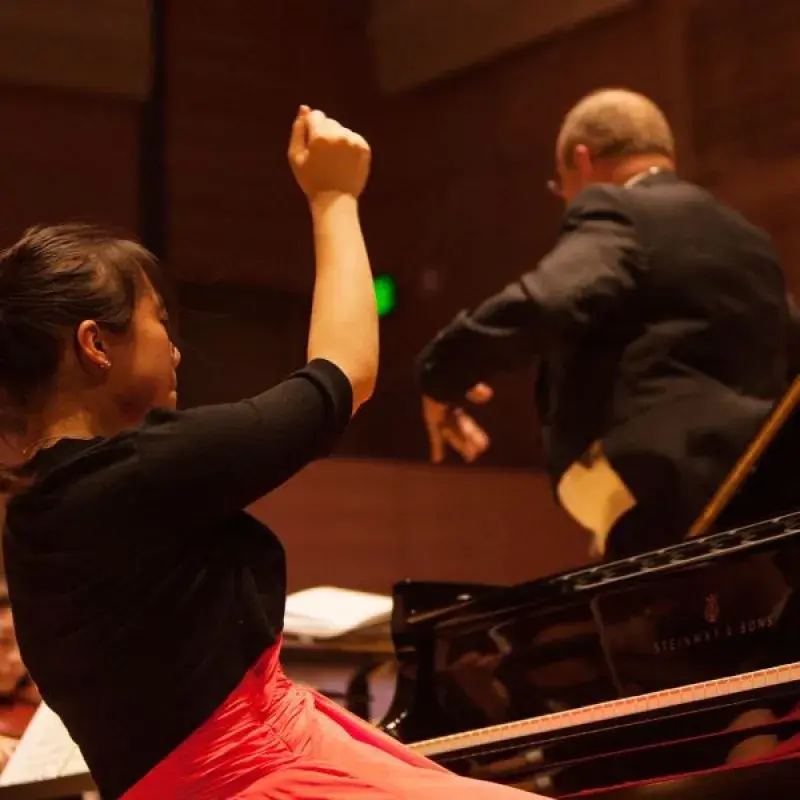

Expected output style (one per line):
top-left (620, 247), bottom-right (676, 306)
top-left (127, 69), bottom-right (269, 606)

top-left (288, 106), bottom-right (371, 200)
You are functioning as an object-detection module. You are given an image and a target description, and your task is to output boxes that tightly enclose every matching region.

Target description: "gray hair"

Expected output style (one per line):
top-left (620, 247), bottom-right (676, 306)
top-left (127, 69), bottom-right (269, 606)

top-left (557, 88), bottom-right (675, 168)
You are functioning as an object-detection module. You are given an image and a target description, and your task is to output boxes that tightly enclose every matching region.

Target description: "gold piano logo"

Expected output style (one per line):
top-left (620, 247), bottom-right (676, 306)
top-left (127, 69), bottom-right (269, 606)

top-left (653, 593), bottom-right (775, 655)
top-left (704, 593), bottom-right (720, 624)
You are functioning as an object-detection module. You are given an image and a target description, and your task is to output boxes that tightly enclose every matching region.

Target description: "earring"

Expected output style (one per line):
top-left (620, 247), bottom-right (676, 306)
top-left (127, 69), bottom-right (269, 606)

top-left (101, 360), bottom-right (112, 370)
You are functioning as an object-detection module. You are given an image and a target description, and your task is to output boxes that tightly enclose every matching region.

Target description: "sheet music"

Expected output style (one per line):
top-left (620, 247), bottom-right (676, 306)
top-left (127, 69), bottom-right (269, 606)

top-left (283, 586), bottom-right (392, 639)
top-left (0, 703), bottom-right (88, 787)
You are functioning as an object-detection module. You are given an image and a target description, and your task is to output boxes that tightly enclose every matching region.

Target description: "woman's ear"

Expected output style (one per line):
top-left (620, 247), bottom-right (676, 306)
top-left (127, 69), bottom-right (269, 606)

top-left (75, 320), bottom-right (111, 370)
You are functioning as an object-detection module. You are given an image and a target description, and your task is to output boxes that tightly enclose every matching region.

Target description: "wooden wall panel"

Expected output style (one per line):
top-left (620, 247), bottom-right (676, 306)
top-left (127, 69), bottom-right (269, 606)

top-left (0, 0), bottom-right (149, 100)
top-left (368, 0), bottom-right (636, 93)
top-left (164, 0), bottom-right (370, 287)
top-left (0, 84), bottom-right (140, 247)
top-left (687, 0), bottom-right (800, 180)
top-left (175, 284), bottom-right (308, 408)
top-left (253, 458), bottom-right (589, 594)
top-left (686, 0), bottom-right (800, 289)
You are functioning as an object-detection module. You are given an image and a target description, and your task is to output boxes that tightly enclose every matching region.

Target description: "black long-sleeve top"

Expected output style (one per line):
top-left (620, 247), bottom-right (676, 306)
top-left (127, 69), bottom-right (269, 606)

top-left (3, 359), bottom-right (352, 798)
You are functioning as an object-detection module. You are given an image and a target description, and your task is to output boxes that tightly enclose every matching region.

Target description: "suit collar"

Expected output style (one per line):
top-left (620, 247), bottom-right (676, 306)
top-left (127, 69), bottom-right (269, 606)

top-left (566, 169), bottom-right (680, 210)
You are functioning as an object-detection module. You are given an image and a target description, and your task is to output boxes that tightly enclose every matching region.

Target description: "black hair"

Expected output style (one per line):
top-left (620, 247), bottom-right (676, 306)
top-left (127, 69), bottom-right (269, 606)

top-left (0, 223), bottom-right (170, 491)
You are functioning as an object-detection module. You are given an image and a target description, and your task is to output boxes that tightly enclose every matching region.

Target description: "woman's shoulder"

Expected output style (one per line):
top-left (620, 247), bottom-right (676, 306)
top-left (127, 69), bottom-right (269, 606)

top-left (7, 433), bottom-right (141, 525)
top-left (29, 434), bottom-right (136, 481)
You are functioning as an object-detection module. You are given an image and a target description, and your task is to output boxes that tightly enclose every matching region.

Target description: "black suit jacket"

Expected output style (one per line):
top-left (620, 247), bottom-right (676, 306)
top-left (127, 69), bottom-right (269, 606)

top-left (418, 171), bottom-right (796, 550)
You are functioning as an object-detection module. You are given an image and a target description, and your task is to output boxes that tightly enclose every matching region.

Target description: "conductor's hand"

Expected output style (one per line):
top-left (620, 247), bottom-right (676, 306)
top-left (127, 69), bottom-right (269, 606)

top-left (288, 105), bottom-right (371, 200)
top-left (423, 383), bottom-right (493, 464)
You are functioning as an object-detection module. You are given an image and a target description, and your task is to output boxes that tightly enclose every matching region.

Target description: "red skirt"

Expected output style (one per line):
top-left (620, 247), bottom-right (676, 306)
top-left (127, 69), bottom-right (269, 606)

top-left (122, 640), bottom-right (534, 799)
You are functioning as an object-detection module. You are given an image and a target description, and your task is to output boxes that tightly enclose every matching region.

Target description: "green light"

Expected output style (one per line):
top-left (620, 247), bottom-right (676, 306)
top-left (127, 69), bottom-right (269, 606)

top-left (373, 274), bottom-right (397, 318)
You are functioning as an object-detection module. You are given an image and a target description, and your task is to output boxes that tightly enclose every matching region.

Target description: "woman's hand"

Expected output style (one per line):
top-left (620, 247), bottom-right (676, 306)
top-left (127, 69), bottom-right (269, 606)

top-left (288, 106), bottom-right (371, 201)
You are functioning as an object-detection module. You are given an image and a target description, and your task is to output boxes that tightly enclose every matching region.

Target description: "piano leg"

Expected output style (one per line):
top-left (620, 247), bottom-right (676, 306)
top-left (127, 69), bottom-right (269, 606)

top-left (346, 660), bottom-right (377, 720)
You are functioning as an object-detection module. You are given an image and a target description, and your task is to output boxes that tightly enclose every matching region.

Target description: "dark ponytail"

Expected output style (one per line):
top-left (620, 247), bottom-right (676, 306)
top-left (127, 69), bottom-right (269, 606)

top-left (0, 223), bottom-right (167, 494)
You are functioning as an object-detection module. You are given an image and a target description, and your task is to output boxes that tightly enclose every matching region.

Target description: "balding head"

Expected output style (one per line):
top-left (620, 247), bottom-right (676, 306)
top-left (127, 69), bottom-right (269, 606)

top-left (553, 89), bottom-right (676, 203)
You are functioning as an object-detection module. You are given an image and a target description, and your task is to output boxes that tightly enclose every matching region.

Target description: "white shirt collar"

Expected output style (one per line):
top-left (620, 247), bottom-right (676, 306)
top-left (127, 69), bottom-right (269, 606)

top-left (624, 166), bottom-right (666, 188)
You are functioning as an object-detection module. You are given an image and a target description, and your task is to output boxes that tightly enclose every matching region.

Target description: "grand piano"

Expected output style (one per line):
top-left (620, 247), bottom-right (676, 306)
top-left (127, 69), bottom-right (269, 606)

top-left (378, 380), bottom-right (800, 796)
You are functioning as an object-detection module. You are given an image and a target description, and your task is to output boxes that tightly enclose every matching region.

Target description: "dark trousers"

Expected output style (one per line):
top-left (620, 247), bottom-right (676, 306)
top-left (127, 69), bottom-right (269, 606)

top-left (604, 502), bottom-right (690, 562)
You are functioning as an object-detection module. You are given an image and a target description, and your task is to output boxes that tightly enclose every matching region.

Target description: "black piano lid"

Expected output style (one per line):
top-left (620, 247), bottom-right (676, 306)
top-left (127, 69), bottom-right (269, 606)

top-left (401, 378), bottom-right (800, 634)
top-left (401, 512), bottom-right (800, 634)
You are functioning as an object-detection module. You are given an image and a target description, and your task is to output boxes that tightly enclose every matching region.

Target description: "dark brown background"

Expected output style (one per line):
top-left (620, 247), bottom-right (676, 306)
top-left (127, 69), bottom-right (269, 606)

top-left (1, 0), bottom-right (798, 590)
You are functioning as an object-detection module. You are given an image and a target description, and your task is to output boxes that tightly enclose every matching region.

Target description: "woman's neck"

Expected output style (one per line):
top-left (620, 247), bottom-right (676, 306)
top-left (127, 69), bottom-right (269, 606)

top-left (24, 400), bottom-right (116, 456)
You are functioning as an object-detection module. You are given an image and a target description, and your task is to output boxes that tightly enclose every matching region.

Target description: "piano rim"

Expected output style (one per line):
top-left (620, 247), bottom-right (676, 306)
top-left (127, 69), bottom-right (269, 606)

top-left (408, 660), bottom-right (800, 758)
top-left (404, 512), bottom-right (800, 633)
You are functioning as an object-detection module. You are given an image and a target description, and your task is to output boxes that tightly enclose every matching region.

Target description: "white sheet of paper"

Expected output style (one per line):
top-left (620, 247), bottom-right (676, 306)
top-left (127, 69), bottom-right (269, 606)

top-left (283, 586), bottom-right (392, 639)
top-left (0, 703), bottom-right (88, 786)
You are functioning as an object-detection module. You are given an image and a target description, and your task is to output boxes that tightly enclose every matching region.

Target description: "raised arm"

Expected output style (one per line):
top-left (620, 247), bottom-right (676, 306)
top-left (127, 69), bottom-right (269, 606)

top-left (128, 108), bottom-right (377, 526)
top-left (417, 185), bottom-right (643, 403)
top-left (292, 108), bottom-right (377, 413)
